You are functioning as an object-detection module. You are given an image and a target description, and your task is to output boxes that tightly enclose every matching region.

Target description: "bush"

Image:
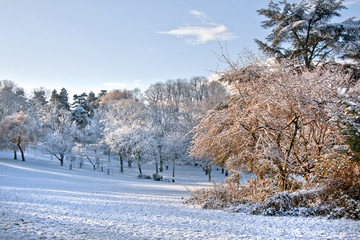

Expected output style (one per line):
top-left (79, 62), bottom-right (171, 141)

top-left (137, 174), bottom-right (151, 180)
top-left (152, 173), bottom-right (163, 181)
top-left (185, 155), bottom-right (360, 220)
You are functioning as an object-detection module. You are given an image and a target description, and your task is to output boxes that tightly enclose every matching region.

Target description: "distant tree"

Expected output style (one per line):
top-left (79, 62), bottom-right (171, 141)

top-left (50, 88), bottom-right (70, 110)
top-left (256, 0), bottom-right (360, 68)
top-left (41, 106), bottom-right (75, 166)
top-left (145, 82), bottom-right (165, 105)
top-left (0, 111), bottom-right (39, 161)
top-left (105, 124), bottom-right (132, 172)
top-left (190, 76), bottom-right (208, 102)
top-left (0, 80), bottom-right (27, 120)
top-left (76, 113), bottom-right (105, 170)
top-left (99, 89), bottom-right (133, 105)
top-left (71, 106), bottom-right (89, 129)
top-left (164, 132), bottom-right (189, 178)
top-left (31, 87), bottom-right (48, 106)
top-left (87, 91), bottom-right (98, 115)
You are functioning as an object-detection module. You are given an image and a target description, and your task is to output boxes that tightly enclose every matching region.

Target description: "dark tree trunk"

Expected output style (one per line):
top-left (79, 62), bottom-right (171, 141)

top-left (60, 154), bottom-right (64, 166)
top-left (86, 156), bottom-right (96, 170)
top-left (172, 160), bottom-right (175, 178)
top-left (205, 166), bottom-right (209, 175)
top-left (13, 149), bottom-right (17, 160)
top-left (137, 162), bottom-right (142, 174)
top-left (155, 160), bottom-right (159, 174)
top-left (17, 138), bottom-right (25, 161)
top-left (119, 151), bottom-right (123, 173)
top-left (159, 152), bottom-right (163, 172)
top-left (208, 164), bottom-right (212, 182)
top-left (137, 153), bottom-right (142, 174)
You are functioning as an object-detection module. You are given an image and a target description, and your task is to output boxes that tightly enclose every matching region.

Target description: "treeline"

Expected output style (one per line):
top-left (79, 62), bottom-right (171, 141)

top-left (0, 76), bottom-right (227, 178)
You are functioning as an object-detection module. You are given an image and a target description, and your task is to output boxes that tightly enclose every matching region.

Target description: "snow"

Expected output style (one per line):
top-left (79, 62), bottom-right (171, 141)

top-left (1, 150), bottom-right (359, 240)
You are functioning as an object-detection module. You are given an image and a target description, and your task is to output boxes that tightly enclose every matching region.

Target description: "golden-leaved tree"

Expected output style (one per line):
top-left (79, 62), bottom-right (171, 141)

top-left (191, 60), bottom-right (350, 191)
top-left (0, 111), bottom-right (38, 161)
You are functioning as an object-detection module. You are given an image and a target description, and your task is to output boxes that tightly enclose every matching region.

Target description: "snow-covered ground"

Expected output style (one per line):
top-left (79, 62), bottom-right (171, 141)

top-left (0, 150), bottom-right (359, 240)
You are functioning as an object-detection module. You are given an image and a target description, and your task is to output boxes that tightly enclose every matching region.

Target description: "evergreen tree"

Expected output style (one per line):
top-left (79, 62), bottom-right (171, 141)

top-left (50, 88), bottom-right (70, 110)
top-left (32, 88), bottom-right (48, 106)
top-left (256, 0), bottom-right (360, 68)
top-left (59, 88), bottom-right (70, 110)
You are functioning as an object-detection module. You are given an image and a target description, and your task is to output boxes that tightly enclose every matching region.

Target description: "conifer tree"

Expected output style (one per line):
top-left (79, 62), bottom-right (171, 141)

top-left (256, 0), bottom-right (360, 68)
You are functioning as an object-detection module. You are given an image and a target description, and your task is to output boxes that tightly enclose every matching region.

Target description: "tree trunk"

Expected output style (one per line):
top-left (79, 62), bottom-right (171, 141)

top-left (137, 162), bottom-right (142, 174)
top-left (59, 154), bottom-right (64, 166)
top-left (86, 156), bottom-right (96, 170)
top-left (119, 151), bottom-right (124, 173)
top-left (208, 163), bottom-right (212, 182)
top-left (155, 159), bottom-right (159, 174)
top-left (172, 159), bottom-right (175, 178)
top-left (17, 137), bottom-right (25, 161)
top-left (137, 153), bottom-right (142, 174)
top-left (13, 149), bottom-right (17, 160)
top-left (159, 152), bottom-right (163, 172)
top-left (128, 159), bottom-right (132, 168)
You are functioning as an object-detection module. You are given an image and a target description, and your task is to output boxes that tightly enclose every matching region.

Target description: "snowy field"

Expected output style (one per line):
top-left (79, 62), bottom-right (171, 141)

top-left (0, 150), bottom-right (359, 240)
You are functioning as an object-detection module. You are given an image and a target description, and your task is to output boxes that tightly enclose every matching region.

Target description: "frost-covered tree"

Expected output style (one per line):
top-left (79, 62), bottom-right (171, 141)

top-left (0, 80), bottom-right (28, 121)
top-left (105, 125), bottom-right (130, 172)
top-left (31, 87), bottom-right (48, 106)
top-left (43, 127), bottom-right (75, 166)
top-left (127, 126), bottom-right (153, 175)
top-left (164, 132), bottom-right (189, 178)
top-left (71, 106), bottom-right (89, 129)
top-left (50, 88), bottom-right (70, 110)
top-left (191, 60), bottom-right (349, 191)
top-left (256, 0), bottom-right (360, 68)
top-left (106, 124), bottom-right (151, 175)
top-left (0, 111), bottom-right (39, 161)
top-left (75, 112), bottom-right (105, 170)
top-left (41, 106), bottom-right (75, 166)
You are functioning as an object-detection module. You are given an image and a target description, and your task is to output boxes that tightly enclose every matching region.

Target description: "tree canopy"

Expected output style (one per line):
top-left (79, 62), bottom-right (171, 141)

top-left (256, 0), bottom-right (360, 68)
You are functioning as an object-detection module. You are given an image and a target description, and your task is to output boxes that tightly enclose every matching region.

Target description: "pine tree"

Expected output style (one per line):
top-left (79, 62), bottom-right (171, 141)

top-left (50, 88), bottom-right (70, 110)
top-left (256, 0), bottom-right (360, 68)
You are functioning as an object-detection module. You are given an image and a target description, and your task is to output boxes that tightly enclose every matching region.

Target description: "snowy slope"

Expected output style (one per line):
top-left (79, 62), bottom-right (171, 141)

top-left (0, 150), bottom-right (359, 240)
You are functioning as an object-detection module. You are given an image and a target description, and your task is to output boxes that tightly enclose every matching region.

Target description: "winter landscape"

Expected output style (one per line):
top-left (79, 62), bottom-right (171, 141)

top-left (1, 149), bottom-right (359, 240)
top-left (1, 0), bottom-right (360, 239)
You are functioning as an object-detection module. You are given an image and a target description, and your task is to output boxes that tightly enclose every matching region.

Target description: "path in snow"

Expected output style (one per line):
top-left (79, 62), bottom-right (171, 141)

top-left (0, 151), bottom-right (359, 240)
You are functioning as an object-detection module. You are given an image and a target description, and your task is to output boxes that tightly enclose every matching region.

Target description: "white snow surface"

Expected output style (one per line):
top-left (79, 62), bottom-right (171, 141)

top-left (1, 150), bottom-right (359, 240)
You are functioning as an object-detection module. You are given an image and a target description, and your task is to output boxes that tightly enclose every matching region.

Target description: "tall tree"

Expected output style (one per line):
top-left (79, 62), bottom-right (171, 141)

top-left (50, 88), bottom-right (70, 110)
top-left (256, 0), bottom-right (360, 68)
top-left (0, 111), bottom-right (39, 161)
top-left (191, 61), bottom-right (348, 191)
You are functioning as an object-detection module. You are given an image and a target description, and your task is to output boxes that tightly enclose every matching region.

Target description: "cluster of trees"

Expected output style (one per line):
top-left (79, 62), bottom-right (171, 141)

top-left (188, 0), bottom-right (360, 218)
top-left (0, 77), bottom-right (227, 178)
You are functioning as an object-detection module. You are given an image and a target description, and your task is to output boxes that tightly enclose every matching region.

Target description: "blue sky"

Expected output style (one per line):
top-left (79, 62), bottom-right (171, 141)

top-left (0, 0), bottom-right (359, 97)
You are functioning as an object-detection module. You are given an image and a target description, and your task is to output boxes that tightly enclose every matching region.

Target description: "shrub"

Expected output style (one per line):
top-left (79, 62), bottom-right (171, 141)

top-left (137, 174), bottom-right (151, 180)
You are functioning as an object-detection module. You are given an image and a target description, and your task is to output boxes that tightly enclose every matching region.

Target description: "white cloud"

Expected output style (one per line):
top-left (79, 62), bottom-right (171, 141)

top-left (189, 10), bottom-right (214, 24)
top-left (159, 10), bottom-right (237, 45)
